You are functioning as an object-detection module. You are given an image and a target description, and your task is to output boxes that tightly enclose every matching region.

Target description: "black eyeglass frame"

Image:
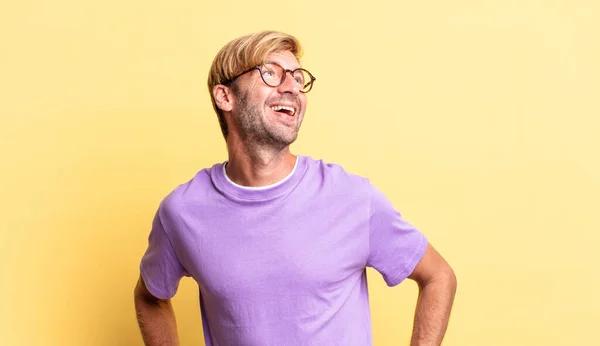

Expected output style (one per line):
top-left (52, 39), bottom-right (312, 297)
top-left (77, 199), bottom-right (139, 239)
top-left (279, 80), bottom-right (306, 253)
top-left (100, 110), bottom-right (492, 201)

top-left (222, 62), bottom-right (316, 93)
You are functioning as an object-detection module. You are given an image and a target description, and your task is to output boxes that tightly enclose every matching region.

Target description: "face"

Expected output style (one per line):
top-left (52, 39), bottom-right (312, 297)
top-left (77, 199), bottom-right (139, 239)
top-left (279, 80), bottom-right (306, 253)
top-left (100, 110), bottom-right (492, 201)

top-left (229, 51), bottom-right (308, 149)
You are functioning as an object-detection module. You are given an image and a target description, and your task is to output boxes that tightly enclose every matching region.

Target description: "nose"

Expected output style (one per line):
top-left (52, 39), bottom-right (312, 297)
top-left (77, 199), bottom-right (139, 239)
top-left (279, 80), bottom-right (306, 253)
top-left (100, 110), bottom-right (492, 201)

top-left (277, 70), bottom-right (301, 95)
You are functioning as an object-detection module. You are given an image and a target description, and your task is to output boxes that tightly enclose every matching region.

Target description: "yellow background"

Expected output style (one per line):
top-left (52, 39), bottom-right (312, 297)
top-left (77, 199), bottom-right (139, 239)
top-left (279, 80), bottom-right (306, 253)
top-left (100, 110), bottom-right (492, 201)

top-left (2, 0), bottom-right (599, 345)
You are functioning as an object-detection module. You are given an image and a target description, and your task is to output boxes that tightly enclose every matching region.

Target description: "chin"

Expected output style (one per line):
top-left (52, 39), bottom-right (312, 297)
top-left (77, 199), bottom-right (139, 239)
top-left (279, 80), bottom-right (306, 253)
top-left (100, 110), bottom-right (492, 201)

top-left (278, 135), bottom-right (298, 146)
top-left (271, 132), bottom-right (299, 147)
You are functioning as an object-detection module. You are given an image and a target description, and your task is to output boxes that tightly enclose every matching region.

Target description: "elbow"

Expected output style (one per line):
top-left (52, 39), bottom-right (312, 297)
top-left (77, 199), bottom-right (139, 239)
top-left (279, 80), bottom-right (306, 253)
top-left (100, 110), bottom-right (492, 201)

top-left (442, 263), bottom-right (457, 295)
top-left (449, 267), bottom-right (457, 294)
top-left (421, 262), bottom-right (457, 294)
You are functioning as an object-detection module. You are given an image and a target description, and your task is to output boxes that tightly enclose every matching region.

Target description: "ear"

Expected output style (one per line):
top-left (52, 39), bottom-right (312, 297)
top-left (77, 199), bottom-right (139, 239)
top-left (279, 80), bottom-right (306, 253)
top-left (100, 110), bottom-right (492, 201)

top-left (213, 85), bottom-right (233, 112)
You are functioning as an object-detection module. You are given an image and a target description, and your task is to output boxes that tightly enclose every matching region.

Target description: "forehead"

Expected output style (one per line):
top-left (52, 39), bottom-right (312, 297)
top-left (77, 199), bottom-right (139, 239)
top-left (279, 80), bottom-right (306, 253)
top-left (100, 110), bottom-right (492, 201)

top-left (264, 51), bottom-right (300, 70)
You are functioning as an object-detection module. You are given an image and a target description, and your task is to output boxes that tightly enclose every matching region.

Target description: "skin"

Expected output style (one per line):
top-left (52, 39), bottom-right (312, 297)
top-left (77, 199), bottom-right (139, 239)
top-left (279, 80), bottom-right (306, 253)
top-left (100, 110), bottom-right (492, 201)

top-left (215, 50), bottom-right (307, 187)
top-left (408, 244), bottom-right (457, 345)
top-left (134, 50), bottom-right (457, 346)
top-left (134, 276), bottom-right (180, 346)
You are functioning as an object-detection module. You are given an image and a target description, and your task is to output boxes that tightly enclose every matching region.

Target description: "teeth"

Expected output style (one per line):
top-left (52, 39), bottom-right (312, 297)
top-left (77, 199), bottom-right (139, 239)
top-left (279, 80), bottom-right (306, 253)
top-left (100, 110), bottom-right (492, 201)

top-left (270, 105), bottom-right (296, 116)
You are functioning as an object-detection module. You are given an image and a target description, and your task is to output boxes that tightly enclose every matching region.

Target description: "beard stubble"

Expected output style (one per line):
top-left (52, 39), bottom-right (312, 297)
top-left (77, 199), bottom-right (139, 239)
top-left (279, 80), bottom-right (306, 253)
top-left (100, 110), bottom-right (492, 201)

top-left (233, 88), bottom-right (302, 150)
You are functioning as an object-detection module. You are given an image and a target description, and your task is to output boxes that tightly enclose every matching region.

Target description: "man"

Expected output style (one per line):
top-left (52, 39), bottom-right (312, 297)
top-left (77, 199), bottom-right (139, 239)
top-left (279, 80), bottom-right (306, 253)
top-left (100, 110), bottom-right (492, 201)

top-left (134, 30), bottom-right (456, 346)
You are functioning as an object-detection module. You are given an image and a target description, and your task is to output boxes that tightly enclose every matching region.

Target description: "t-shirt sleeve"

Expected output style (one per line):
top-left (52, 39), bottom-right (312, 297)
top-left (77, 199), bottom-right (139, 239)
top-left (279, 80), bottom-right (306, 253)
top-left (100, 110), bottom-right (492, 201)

top-left (139, 205), bottom-right (188, 299)
top-left (366, 184), bottom-right (428, 287)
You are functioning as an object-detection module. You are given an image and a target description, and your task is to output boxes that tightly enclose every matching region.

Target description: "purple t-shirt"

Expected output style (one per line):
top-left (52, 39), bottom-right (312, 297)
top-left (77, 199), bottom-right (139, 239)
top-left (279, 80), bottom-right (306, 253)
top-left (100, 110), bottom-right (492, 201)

top-left (140, 155), bottom-right (427, 346)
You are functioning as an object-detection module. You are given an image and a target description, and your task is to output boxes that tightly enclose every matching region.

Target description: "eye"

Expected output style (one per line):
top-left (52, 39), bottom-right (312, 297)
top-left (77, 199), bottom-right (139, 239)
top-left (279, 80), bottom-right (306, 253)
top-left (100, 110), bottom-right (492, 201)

top-left (261, 65), bottom-right (280, 81)
top-left (293, 70), bottom-right (306, 85)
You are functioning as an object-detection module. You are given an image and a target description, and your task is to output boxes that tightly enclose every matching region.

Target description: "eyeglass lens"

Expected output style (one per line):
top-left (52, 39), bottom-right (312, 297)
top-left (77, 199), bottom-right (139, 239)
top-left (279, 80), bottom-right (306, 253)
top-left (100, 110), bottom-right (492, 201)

top-left (260, 63), bottom-right (313, 92)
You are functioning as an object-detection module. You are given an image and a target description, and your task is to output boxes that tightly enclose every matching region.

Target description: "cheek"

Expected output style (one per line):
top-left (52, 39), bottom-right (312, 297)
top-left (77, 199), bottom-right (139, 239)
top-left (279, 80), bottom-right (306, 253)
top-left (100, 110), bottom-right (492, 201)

top-left (250, 92), bottom-right (270, 111)
top-left (299, 96), bottom-right (308, 111)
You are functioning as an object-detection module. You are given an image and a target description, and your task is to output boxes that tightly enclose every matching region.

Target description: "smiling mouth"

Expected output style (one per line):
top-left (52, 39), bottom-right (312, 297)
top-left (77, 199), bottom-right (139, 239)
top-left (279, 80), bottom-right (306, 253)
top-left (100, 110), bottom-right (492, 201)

top-left (270, 105), bottom-right (296, 116)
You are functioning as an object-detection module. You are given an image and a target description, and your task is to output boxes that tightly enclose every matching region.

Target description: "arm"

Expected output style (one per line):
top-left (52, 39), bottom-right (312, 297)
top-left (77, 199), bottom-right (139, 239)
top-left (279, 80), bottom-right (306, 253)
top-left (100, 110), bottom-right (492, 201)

top-left (134, 274), bottom-right (180, 346)
top-left (407, 243), bottom-right (457, 346)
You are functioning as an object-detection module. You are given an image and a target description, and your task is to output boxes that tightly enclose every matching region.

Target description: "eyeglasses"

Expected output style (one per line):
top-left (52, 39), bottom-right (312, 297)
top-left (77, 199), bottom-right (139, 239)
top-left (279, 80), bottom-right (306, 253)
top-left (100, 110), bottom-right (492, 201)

top-left (223, 62), bottom-right (316, 93)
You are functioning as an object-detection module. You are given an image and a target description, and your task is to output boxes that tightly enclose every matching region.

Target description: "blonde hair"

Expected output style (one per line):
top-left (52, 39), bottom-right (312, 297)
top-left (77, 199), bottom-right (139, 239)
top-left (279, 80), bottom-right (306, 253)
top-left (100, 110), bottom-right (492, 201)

top-left (207, 30), bottom-right (303, 138)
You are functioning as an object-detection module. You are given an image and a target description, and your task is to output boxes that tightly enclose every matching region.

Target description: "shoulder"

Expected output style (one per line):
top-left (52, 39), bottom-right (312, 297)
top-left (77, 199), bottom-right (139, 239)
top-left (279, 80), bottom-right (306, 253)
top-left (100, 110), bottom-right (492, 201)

top-left (158, 163), bottom-right (220, 216)
top-left (303, 156), bottom-right (396, 206)
top-left (302, 155), bottom-right (373, 193)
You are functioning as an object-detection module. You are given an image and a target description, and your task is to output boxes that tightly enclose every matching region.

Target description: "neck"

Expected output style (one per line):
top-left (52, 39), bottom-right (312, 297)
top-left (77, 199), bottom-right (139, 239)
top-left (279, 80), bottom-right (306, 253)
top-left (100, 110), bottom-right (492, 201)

top-left (225, 136), bottom-right (296, 187)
